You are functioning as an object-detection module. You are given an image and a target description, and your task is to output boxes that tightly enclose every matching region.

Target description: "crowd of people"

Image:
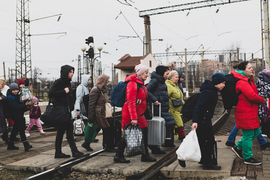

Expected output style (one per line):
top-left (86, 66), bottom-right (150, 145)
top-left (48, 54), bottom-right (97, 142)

top-left (1, 61), bottom-right (270, 170)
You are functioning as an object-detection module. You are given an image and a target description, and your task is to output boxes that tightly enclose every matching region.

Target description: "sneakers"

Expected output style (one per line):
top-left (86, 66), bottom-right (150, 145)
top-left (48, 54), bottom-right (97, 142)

top-left (225, 141), bottom-right (235, 147)
top-left (244, 157), bottom-right (262, 165)
top-left (260, 142), bottom-right (270, 150)
top-left (25, 130), bottom-right (30, 137)
top-left (231, 145), bottom-right (243, 160)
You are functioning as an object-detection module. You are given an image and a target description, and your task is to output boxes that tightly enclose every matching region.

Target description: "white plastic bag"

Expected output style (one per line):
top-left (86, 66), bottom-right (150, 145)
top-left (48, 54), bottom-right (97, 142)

top-left (176, 129), bottom-right (201, 162)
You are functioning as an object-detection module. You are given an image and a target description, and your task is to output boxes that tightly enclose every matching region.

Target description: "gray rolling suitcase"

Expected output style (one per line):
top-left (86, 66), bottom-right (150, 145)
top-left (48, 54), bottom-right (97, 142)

top-left (147, 103), bottom-right (166, 146)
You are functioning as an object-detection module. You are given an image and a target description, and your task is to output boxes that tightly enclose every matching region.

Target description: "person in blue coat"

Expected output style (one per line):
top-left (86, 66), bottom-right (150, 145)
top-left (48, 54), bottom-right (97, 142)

top-left (191, 73), bottom-right (226, 170)
top-left (147, 65), bottom-right (176, 151)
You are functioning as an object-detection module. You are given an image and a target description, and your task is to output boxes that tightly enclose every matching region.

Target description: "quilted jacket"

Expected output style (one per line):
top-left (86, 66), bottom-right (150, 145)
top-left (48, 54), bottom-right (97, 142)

top-left (232, 70), bottom-right (264, 130)
top-left (122, 74), bottom-right (148, 129)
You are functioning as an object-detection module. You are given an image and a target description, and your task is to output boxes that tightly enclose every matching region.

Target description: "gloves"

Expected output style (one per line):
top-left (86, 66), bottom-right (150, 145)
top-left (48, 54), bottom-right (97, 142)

top-left (88, 122), bottom-right (93, 127)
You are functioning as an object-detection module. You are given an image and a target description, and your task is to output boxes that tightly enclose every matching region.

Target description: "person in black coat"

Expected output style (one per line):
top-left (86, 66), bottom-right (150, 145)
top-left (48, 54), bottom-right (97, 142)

top-left (6, 83), bottom-right (32, 151)
top-left (147, 65), bottom-right (176, 150)
top-left (191, 73), bottom-right (225, 170)
top-left (49, 65), bottom-right (83, 158)
top-left (176, 70), bottom-right (185, 94)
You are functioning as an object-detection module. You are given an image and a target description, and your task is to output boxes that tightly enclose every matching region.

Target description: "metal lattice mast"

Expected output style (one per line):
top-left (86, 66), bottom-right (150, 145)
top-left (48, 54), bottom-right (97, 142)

top-left (15, 0), bottom-right (32, 79)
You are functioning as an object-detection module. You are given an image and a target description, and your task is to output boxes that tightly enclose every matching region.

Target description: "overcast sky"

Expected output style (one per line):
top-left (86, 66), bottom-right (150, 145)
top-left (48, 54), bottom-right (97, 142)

top-left (0, 0), bottom-right (262, 81)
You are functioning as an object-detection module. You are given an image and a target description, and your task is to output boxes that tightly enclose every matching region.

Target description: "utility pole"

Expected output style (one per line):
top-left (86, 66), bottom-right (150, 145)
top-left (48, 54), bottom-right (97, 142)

top-left (262, 0), bottom-right (270, 69)
top-left (261, 0), bottom-right (265, 69)
top-left (237, 47), bottom-right (240, 63)
top-left (3, 62), bottom-right (6, 80)
top-left (144, 15), bottom-right (152, 55)
top-left (185, 48), bottom-right (189, 98)
top-left (77, 55), bottom-right (81, 83)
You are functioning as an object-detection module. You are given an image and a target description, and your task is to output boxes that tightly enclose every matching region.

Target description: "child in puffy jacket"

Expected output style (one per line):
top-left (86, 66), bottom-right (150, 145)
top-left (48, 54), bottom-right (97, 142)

top-left (25, 96), bottom-right (46, 137)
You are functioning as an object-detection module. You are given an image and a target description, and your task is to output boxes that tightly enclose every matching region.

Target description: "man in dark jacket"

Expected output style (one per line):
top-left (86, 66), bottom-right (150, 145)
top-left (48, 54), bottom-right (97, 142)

top-left (49, 65), bottom-right (83, 158)
top-left (147, 65), bottom-right (176, 151)
top-left (191, 73), bottom-right (225, 170)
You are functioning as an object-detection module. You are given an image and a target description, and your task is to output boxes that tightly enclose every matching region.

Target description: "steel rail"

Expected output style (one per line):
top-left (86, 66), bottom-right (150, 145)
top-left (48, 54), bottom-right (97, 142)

top-left (24, 149), bottom-right (105, 180)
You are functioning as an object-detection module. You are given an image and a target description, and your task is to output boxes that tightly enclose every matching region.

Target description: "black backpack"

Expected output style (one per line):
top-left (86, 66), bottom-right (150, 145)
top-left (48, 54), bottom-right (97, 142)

top-left (221, 74), bottom-right (240, 110)
top-left (181, 93), bottom-right (200, 120)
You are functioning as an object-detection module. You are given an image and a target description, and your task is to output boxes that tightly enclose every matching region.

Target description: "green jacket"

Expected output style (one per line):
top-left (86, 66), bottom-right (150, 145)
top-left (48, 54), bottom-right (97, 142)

top-left (165, 80), bottom-right (185, 128)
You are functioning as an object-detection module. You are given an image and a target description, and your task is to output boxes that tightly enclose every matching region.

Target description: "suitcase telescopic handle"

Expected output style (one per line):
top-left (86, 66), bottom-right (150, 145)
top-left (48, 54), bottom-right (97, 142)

top-left (152, 103), bottom-right (161, 117)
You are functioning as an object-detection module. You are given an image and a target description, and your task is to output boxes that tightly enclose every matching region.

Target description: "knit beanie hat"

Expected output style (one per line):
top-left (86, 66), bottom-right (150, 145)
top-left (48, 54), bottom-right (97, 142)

top-left (263, 69), bottom-right (270, 76)
top-left (156, 65), bottom-right (169, 76)
top-left (32, 96), bottom-right (38, 103)
top-left (168, 70), bottom-right (178, 80)
top-left (212, 73), bottom-right (226, 85)
top-left (9, 83), bottom-right (19, 91)
top-left (135, 64), bottom-right (149, 76)
top-left (17, 79), bottom-right (25, 87)
top-left (176, 70), bottom-right (185, 79)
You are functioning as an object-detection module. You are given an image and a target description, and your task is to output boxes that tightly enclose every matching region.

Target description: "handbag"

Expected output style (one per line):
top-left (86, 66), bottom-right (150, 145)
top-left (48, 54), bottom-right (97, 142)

top-left (170, 98), bottom-right (183, 107)
top-left (144, 103), bottom-right (153, 119)
top-left (105, 102), bottom-right (112, 118)
top-left (124, 124), bottom-right (144, 157)
top-left (40, 99), bottom-right (70, 127)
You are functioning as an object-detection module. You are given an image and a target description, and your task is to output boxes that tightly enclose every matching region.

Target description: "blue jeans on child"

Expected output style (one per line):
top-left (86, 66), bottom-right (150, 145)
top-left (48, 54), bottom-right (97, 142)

top-left (227, 125), bottom-right (267, 146)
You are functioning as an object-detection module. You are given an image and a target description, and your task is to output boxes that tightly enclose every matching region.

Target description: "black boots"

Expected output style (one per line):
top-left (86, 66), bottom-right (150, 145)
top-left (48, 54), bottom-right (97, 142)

top-left (150, 145), bottom-right (166, 154)
top-left (114, 154), bottom-right (130, 163)
top-left (55, 152), bottom-right (71, 158)
top-left (114, 137), bottom-right (130, 163)
top-left (141, 127), bottom-right (156, 162)
top-left (7, 141), bottom-right (19, 150)
top-left (1, 132), bottom-right (8, 144)
top-left (23, 140), bottom-right (32, 151)
top-left (72, 149), bottom-right (84, 158)
top-left (178, 160), bottom-right (186, 168)
top-left (82, 142), bottom-right (93, 151)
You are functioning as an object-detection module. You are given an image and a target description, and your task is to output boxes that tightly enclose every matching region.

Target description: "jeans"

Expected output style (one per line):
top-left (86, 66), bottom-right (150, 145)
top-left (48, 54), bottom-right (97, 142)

top-left (227, 125), bottom-right (267, 146)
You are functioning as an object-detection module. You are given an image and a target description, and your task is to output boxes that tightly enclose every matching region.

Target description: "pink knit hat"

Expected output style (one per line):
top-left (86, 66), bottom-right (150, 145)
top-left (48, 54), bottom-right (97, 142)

top-left (32, 96), bottom-right (38, 103)
top-left (135, 64), bottom-right (149, 76)
top-left (263, 69), bottom-right (270, 76)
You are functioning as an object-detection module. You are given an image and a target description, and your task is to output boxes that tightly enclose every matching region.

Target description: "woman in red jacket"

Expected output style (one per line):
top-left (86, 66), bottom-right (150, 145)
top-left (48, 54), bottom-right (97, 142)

top-left (114, 64), bottom-right (156, 163)
top-left (231, 61), bottom-right (266, 165)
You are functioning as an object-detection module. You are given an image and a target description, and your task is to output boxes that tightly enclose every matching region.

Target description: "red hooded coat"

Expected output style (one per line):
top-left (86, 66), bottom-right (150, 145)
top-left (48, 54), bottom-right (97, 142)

top-left (122, 74), bottom-right (148, 129)
top-left (232, 70), bottom-right (264, 130)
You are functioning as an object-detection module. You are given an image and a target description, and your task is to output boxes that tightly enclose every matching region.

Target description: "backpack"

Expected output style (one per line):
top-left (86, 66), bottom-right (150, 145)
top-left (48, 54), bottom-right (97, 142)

top-left (111, 81), bottom-right (141, 107)
top-left (80, 94), bottom-right (89, 117)
top-left (221, 74), bottom-right (240, 110)
top-left (181, 93), bottom-right (200, 120)
top-left (73, 118), bottom-right (85, 136)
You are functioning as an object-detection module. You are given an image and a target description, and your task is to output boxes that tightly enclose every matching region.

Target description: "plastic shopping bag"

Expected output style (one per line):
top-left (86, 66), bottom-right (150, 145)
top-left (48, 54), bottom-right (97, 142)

top-left (124, 124), bottom-right (144, 157)
top-left (20, 87), bottom-right (33, 102)
top-left (176, 129), bottom-right (201, 162)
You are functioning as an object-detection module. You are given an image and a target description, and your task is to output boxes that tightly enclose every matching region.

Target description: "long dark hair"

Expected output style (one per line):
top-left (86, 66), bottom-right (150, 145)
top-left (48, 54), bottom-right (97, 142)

top-left (233, 61), bottom-right (249, 70)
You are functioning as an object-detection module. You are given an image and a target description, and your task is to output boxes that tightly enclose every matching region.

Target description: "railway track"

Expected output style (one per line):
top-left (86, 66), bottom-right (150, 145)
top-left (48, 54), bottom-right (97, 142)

top-left (23, 108), bottom-right (230, 180)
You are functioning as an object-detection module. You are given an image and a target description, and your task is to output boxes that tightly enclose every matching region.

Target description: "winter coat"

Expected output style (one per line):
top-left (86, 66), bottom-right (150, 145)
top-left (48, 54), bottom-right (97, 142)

top-left (88, 74), bottom-right (110, 129)
top-left (73, 74), bottom-right (90, 119)
top-left (147, 71), bottom-right (176, 126)
top-left (29, 105), bottom-right (41, 119)
top-left (165, 79), bottom-right (185, 128)
top-left (6, 89), bottom-right (28, 122)
top-left (256, 71), bottom-right (270, 120)
top-left (49, 65), bottom-right (75, 112)
top-left (192, 80), bottom-right (218, 129)
top-left (231, 70), bottom-right (264, 130)
top-left (0, 92), bottom-right (7, 133)
top-left (122, 74), bottom-right (148, 129)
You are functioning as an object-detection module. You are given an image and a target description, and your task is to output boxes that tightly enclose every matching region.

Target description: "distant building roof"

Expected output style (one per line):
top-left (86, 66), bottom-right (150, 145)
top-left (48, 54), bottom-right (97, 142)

top-left (114, 53), bottom-right (150, 69)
